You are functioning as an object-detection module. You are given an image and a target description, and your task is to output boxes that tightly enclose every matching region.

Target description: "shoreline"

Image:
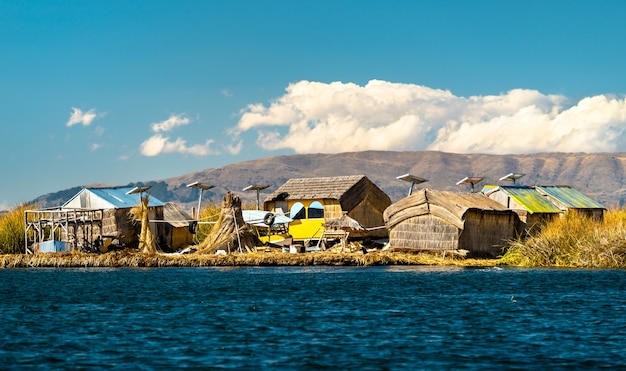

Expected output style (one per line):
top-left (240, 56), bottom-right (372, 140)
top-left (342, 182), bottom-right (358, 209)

top-left (0, 250), bottom-right (498, 269)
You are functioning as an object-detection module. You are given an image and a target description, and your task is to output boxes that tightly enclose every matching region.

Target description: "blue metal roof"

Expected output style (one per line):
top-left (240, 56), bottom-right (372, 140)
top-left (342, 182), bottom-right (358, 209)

top-left (497, 186), bottom-right (562, 214)
top-left (535, 186), bottom-right (605, 210)
top-left (89, 187), bottom-right (164, 208)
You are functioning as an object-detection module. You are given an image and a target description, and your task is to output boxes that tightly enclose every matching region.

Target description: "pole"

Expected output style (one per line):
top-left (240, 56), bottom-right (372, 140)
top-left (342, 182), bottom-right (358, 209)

top-left (196, 189), bottom-right (204, 219)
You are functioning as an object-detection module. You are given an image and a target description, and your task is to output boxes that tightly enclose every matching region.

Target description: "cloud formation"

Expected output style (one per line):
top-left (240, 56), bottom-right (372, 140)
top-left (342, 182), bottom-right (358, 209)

top-left (140, 114), bottom-right (217, 157)
top-left (151, 114), bottom-right (191, 132)
top-left (235, 80), bottom-right (626, 154)
top-left (66, 107), bottom-right (103, 127)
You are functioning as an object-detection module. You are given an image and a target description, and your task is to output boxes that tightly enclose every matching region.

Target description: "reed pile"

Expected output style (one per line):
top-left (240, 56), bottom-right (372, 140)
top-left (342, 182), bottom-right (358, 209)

top-left (0, 250), bottom-right (496, 269)
top-left (499, 208), bottom-right (626, 268)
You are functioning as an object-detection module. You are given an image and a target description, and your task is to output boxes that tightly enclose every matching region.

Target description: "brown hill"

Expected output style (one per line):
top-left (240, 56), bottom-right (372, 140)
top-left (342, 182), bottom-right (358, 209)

top-left (34, 151), bottom-right (626, 210)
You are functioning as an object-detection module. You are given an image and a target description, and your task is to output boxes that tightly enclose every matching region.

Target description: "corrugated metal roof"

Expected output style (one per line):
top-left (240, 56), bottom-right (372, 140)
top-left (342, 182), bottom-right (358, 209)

top-left (163, 202), bottom-right (192, 228)
top-left (496, 186), bottom-right (562, 214)
top-left (90, 187), bottom-right (164, 208)
top-left (536, 186), bottom-right (605, 210)
top-left (63, 187), bottom-right (164, 209)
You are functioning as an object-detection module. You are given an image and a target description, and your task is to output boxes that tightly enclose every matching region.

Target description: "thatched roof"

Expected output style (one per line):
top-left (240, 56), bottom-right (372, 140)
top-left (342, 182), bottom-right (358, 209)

top-left (324, 213), bottom-right (365, 231)
top-left (384, 188), bottom-right (514, 230)
top-left (163, 202), bottom-right (192, 228)
top-left (264, 175), bottom-right (391, 213)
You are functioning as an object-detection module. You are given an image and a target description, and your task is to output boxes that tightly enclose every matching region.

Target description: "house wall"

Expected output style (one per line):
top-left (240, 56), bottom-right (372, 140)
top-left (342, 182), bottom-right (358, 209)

top-left (389, 214), bottom-right (459, 251)
top-left (267, 195), bottom-right (388, 241)
top-left (567, 208), bottom-right (604, 222)
top-left (286, 199), bottom-right (340, 241)
top-left (167, 226), bottom-right (193, 250)
top-left (488, 191), bottom-right (511, 209)
top-left (459, 211), bottom-right (518, 257)
top-left (347, 201), bottom-right (388, 239)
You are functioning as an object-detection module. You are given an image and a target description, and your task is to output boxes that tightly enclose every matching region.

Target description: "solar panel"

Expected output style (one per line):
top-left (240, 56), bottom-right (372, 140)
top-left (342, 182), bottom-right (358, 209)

top-left (499, 173), bottom-right (525, 184)
top-left (456, 177), bottom-right (484, 192)
top-left (396, 174), bottom-right (428, 196)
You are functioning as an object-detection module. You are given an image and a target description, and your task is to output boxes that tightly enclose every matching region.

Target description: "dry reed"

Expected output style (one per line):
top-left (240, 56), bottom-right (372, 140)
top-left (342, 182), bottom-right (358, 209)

top-left (499, 208), bottom-right (626, 268)
top-left (0, 204), bottom-right (34, 254)
top-left (0, 249), bottom-right (496, 269)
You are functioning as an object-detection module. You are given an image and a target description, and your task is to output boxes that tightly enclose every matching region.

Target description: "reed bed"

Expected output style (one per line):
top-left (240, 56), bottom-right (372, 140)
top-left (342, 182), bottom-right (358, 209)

top-left (0, 249), bottom-right (496, 269)
top-left (499, 208), bottom-right (626, 268)
top-left (0, 204), bottom-right (34, 254)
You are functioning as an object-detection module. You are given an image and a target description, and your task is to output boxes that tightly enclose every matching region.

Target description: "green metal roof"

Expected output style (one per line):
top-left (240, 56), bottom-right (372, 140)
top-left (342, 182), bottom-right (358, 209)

top-left (495, 186), bottom-right (562, 214)
top-left (536, 186), bottom-right (605, 209)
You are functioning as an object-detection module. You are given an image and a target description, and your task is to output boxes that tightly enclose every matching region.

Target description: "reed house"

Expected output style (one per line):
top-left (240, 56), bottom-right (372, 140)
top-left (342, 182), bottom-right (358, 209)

top-left (263, 175), bottom-right (391, 241)
top-left (384, 188), bottom-right (520, 257)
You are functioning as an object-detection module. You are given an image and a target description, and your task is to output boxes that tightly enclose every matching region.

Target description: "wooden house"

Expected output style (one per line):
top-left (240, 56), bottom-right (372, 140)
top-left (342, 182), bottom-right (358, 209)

top-left (383, 188), bottom-right (520, 257)
top-left (535, 185), bottom-right (606, 221)
top-left (483, 185), bottom-right (562, 235)
top-left (62, 186), bottom-right (166, 248)
top-left (263, 175), bottom-right (391, 241)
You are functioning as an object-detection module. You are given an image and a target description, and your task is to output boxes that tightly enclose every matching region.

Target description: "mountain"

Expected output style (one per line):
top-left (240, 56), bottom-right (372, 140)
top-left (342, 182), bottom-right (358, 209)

top-left (32, 151), bottom-right (626, 210)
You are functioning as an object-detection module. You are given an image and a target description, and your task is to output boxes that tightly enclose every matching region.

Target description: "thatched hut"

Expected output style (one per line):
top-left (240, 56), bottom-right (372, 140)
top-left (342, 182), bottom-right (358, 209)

top-left (62, 186), bottom-right (165, 248)
top-left (483, 185), bottom-right (562, 235)
top-left (162, 202), bottom-right (194, 250)
top-left (263, 175), bottom-right (391, 241)
top-left (535, 185), bottom-right (606, 221)
top-left (383, 188), bottom-right (520, 257)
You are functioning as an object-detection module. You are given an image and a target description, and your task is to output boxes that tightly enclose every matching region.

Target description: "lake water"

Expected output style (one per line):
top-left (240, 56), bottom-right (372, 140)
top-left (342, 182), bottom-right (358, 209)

top-left (1, 266), bottom-right (626, 369)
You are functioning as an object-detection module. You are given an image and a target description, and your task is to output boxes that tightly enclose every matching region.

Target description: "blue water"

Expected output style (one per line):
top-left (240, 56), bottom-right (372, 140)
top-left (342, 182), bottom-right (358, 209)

top-left (1, 266), bottom-right (626, 369)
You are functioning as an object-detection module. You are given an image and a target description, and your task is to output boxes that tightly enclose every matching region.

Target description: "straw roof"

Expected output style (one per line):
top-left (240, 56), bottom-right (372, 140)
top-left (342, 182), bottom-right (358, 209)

top-left (264, 175), bottom-right (391, 212)
top-left (384, 188), bottom-right (513, 230)
top-left (324, 213), bottom-right (365, 231)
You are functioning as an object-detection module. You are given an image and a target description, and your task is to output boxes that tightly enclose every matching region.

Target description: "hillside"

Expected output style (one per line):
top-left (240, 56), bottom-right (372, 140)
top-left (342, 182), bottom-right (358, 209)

top-left (32, 151), bottom-right (626, 210)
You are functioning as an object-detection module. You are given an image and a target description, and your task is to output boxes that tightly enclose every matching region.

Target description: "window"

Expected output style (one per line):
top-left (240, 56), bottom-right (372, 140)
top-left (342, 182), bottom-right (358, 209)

top-left (290, 202), bottom-right (305, 220)
top-left (308, 201), bottom-right (324, 219)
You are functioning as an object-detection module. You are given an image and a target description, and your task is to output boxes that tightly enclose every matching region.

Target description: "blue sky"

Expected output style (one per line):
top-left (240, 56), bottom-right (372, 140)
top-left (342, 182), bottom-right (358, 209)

top-left (2, 1), bottom-right (626, 209)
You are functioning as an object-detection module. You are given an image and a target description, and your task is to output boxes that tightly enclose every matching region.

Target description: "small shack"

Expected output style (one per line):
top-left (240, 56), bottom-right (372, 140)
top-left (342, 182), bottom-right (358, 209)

top-left (61, 186), bottom-right (166, 249)
top-left (383, 188), bottom-right (520, 257)
top-left (263, 175), bottom-right (391, 241)
top-left (535, 185), bottom-right (606, 221)
top-left (483, 185), bottom-right (562, 235)
top-left (162, 202), bottom-right (194, 250)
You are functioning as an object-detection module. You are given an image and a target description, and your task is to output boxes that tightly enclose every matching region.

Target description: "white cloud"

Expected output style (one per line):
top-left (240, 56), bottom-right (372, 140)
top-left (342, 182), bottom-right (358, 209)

top-left (90, 143), bottom-right (103, 151)
top-left (151, 114), bottom-right (191, 133)
top-left (138, 113), bottom-right (219, 157)
top-left (66, 107), bottom-right (103, 127)
top-left (234, 80), bottom-right (626, 154)
top-left (225, 140), bottom-right (243, 155)
top-left (140, 134), bottom-right (217, 157)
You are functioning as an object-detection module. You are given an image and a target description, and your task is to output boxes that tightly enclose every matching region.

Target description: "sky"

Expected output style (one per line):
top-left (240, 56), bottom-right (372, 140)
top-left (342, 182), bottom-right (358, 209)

top-left (2, 1), bottom-right (626, 209)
